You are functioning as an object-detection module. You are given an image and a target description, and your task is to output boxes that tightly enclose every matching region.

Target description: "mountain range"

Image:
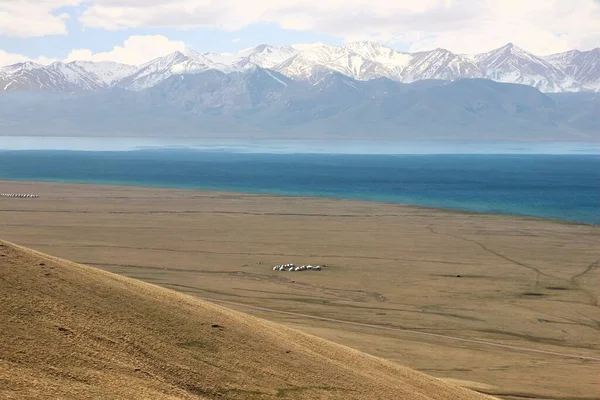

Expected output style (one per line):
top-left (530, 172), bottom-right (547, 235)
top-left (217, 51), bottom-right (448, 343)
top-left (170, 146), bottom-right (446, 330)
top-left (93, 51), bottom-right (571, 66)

top-left (1, 42), bottom-right (599, 93)
top-left (1, 41), bottom-right (598, 141)
top-left (1, 66), bottom-right (598, 141)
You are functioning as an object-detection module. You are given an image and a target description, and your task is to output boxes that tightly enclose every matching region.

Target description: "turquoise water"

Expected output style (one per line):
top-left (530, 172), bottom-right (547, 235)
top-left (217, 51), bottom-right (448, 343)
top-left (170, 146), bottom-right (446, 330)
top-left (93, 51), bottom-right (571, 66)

top-left (0, 150), bottom-right (598, 224)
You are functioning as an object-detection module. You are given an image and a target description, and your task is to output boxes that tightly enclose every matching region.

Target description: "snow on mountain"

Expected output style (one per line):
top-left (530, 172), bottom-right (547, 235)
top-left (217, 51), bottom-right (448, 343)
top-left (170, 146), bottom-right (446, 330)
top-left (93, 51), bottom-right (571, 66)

top-left (120, 46), bottom-right (299, 91)
top-left (345, 42), bottom-right (413, 69)
top-left (400, 48), bottom-right (482, 82)
top-left (545, 48), bottom-right (600, 92)
top-left (201, 45), bottom-right (298, 69)
top-left (293, 43), bottom-right (348, 64)
top-left (68, 61), bottom-right (138, 86)
top-left (1, 61), bottom-right (44, 74)
top-left (234, 44), bottom-right (298, 69)
top-left (329, 51), bottom-right (399, 81)
top-left (272, 53), bottom-right (324, 80)
top-left (0, 60), bottom-right (136, 92)
top-left (275, 43), bottom-right (401, 81)
top-left (201, 52), bottom-right (240, 66)
top-left (475, 43), bottom-right (577, 92)
top-left (1, 41), bottom-right (598, 93)
top-left (118, 49), bottom-right (215, 91)
top-left (274, 50), bottom-right (385, 81)
top-left (276, 43), bottom-right (485, 83)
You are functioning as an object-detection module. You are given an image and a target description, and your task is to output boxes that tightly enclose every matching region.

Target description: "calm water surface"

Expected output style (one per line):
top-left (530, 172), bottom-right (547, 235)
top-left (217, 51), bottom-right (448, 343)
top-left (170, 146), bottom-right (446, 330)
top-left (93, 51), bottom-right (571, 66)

top-left (0, 150), bottom-right (598, 224)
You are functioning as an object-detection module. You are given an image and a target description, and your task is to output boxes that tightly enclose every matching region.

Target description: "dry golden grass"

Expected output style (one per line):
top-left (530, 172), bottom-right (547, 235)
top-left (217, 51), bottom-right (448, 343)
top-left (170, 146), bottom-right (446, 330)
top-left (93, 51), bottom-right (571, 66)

top-left (0, 240), bottom-right (496, 400)
top-left (1, 181), bottom-right (599, 399)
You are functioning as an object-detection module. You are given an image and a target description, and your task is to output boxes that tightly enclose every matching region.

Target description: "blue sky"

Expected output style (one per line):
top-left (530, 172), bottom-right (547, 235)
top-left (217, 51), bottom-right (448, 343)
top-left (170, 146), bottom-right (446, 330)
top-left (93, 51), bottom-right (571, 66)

top-left (1, 1), bottom-right (599, 66)
top-left (1, 23), bottom-right (342, 59)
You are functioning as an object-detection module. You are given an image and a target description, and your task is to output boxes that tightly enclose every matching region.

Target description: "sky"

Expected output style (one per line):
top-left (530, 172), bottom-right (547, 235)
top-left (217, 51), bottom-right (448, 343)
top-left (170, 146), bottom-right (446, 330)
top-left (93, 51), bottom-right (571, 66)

top-left (1, 0), bottom-right (599, 67)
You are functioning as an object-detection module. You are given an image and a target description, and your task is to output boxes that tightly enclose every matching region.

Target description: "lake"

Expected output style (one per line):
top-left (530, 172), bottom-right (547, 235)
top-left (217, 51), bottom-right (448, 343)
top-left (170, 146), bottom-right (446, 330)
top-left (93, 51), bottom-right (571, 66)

top-left (0, 145), bottom-right (598, 224)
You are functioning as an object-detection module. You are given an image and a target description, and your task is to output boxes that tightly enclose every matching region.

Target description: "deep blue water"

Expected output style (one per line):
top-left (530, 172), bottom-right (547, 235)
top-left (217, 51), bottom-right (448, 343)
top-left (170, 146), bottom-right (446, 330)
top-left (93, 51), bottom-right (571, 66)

top-left (0, 150), bottom-right (598, 224)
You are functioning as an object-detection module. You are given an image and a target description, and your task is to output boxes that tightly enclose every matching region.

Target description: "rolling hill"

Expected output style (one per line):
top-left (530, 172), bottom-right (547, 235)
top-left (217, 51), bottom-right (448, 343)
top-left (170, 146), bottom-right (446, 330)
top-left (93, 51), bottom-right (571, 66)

top-left (0, 240), bottom-right (495, 399)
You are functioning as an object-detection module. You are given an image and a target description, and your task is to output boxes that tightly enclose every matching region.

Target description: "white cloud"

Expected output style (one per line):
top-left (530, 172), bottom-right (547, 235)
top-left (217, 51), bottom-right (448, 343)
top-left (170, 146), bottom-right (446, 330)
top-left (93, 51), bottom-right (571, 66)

top-left (76, 0), bottom-right (600, 54)
top-left (0, 35), bottom-right (184, 67)
top-left (2, 0), bottom-right (599, 58)
top-left (0, 50), bottom-right (57, 67)
top-left (231, 37), bottom-right (240, 43)
top-left (401, 0), bottom-right (600, 55)
top-left (0, 0), bottom-right (82, 37)
top-left (66, 35), bottom-right (186, 65)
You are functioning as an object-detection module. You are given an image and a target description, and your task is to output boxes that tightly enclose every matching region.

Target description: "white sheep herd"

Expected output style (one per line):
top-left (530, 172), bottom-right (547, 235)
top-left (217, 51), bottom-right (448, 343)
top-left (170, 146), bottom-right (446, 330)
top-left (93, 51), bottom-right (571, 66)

top-left (0, 193), bottom-right (39, 198)
top-left (272, 263), bottom-right (322, 272)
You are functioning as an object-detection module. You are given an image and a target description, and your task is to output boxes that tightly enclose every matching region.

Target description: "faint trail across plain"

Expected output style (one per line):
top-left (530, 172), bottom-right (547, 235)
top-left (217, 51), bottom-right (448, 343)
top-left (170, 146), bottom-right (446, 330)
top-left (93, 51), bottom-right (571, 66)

top-left (200, 297), bottom-right (600, 362)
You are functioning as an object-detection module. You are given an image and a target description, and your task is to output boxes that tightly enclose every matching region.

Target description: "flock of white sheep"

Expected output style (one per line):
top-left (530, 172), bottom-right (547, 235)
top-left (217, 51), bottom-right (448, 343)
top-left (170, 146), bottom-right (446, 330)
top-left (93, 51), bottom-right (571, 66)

top-left (272, 263), bottom-right (322, 272)
top-left (0, 193), bottom-right (39, 198)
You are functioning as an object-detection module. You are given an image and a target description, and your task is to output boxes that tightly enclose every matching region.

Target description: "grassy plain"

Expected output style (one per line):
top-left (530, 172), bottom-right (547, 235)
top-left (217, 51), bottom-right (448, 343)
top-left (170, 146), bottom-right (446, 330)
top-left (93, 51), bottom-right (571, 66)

top-left (1, 181), bottom-right (598, 399)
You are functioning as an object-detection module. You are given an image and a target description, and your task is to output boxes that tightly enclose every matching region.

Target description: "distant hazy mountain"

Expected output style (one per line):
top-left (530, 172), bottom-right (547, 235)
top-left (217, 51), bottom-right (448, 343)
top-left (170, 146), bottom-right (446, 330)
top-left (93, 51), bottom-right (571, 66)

top-left (1, 67), bottom-right (597, 141)
top-left (1, 42), bottom-right (599, 94)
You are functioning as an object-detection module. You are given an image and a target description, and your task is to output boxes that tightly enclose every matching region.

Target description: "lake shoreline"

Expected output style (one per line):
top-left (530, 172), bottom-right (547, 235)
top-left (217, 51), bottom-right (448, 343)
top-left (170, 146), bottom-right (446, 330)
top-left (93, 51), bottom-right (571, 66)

top-left (0, 179), bottom-right (595, 226)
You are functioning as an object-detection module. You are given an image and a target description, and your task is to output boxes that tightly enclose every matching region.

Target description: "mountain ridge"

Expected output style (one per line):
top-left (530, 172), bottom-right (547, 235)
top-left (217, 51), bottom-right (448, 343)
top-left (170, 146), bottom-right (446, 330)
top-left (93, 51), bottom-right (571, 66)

top-left (1, 42), bottom-right (598, 93)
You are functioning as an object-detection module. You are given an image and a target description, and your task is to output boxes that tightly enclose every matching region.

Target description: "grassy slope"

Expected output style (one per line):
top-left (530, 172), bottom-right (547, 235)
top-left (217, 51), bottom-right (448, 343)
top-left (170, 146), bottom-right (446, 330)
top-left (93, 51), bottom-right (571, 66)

top-left (0, 240), bottom-right (495, 400)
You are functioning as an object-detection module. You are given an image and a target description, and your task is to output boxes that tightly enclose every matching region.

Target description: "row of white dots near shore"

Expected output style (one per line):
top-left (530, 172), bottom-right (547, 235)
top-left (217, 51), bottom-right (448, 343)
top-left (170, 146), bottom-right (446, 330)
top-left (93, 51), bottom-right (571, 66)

top-left (0, 194), bottom-right (39, 198)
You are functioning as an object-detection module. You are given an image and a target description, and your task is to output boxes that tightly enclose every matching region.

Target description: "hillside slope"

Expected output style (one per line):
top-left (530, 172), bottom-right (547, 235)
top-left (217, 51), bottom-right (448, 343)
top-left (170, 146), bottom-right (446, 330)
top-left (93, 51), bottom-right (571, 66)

top-left (0, 241), bottom-right (494, 400)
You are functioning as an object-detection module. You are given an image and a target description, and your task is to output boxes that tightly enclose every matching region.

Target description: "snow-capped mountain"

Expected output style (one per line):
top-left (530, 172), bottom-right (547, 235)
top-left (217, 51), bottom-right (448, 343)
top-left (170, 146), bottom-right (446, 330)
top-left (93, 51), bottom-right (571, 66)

top-left (0, 60), bottom-right (137, 92)
top-left (475, 43), bottom-right (578, 92)
top-left (345, 42), bottom-right (482, 82)
top-left (118, 49), bottom-right (217, 91)
top-left (117, 45), bottom-right (299, 91)
top-left (277, 43), bottom-right (382, 80)
top-left (274, 48), bottom-right (392, 81)
top-left (400, 48), bottom-right (482, 82)
top-left (233, 44), bottom-right (298, 69)
top-left (275, 43), bottom-right (484, 83)
top-left (200, 45), bottom-right (298, 70)
top-left (544, 48), bottom-right (600, 92)
top-left (345, 42), bottom-right (413, 69)
top-left (72, 61), bottom-right (139, 85)
top-left (1, 42), bottom-right (598, 93)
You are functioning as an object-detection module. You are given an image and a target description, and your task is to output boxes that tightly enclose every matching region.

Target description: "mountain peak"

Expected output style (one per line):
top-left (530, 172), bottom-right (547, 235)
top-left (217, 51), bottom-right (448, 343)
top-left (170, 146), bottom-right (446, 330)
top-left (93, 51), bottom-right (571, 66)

top-left (1, 61), bottom-right (44, 74)
top-left (14, 61), bottom-right (42, 68)
top-left (498, 42), bottom-right (516, 53)
top-left (144, 49), bottom-right (209, 68)
top-left (182, 47), bottom-right (194, 54)
top-left (238, 44), bottom-right (265, 55)
top-left (345, 41), bottom-right (401, 56)
top-left (145, 50), bottom-right (187, 66)
top-left (253, 44), bottom-right (270, 52)
top-left (170, 50), bottom-right (185, 57)
top-left (238, 44), bottom-right (290, 57)
top-left (498, 42), bottom-right (531, 55)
